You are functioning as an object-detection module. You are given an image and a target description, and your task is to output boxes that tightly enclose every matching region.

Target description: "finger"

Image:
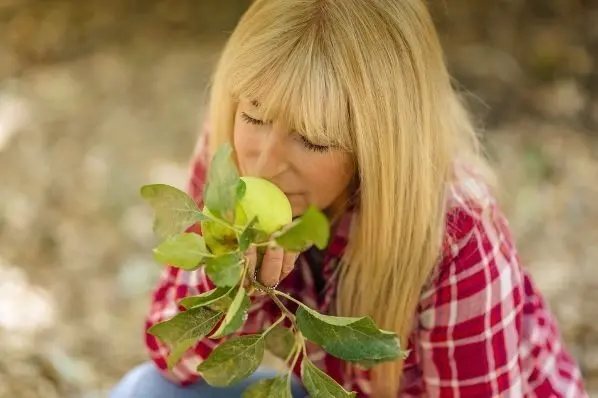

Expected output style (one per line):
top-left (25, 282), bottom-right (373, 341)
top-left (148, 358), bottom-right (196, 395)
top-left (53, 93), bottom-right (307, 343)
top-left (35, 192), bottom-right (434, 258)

top-left (280, 251), bottom-right (299, 280)
top-left (260, 245), bottom-right (284, 287)
top-left (245, 245), bottom-right (257, 272)
top-left (244, 245), bottom-right (257, 288)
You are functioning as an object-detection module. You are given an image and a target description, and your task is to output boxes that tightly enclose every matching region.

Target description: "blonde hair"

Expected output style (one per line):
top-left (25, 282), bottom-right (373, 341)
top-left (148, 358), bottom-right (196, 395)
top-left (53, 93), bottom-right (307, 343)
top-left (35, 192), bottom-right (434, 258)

top-left (206, 0), bottom-right (491, 395)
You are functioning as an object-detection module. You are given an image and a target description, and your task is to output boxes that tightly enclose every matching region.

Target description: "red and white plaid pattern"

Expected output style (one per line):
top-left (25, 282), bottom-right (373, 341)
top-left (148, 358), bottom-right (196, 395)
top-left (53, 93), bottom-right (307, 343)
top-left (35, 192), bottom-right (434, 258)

top-left (144, 130), bottom-right (587, 397)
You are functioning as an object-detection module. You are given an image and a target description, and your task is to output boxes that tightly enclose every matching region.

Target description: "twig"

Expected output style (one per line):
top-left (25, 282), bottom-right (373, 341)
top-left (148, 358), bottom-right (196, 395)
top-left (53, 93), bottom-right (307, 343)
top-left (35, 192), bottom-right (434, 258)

top-left (269, 291), bottom-right (297, 325)
top-left (237, 261), bottom-right (248, 295)
top-left (263, 313), bottom-right (286, 336)
top-left (284, 342), bottom-right (299, 366)
top-left (274, 290), bottom-right (306, 310)
top-left (287, 336), bottom-right (304, 390)
top-left (300, 334), bottom-right (308, 358)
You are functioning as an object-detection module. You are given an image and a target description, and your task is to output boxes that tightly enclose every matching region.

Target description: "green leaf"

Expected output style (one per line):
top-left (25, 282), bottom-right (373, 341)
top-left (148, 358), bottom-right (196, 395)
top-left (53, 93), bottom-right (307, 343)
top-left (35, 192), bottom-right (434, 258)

top-left (140, 184), bottom-right (206, 240)
top-left (242, 375), bottom-right (292, 398)
top-left (264, 327), bottom-right (295, 361)
top-left (274, 205), bottom-right (330, 251)
top-left (296, 305), bottom-right (406, 366)
top-left (148, 307), bottom-right (223, 369)
top-left (203, 144), bottom-right (241, 222)
top-left (165, 340), bottom-right (196, 370)
top-left (238, 217), bottom-right (260, 251)
top-left (153, 233), bottom-right (210, 270)
top-left (178, 287), bottom-right (232, 310)
top-left (209, 287), bottom-right (251, 338)
top-left (302, 359), bottom-right (356, 397)
top-left (236, 179), bottom-right (247, 200)
top-left (205, 252), bottom-right (243, 287)
top-left (197, 335), bottom-right (265, 387)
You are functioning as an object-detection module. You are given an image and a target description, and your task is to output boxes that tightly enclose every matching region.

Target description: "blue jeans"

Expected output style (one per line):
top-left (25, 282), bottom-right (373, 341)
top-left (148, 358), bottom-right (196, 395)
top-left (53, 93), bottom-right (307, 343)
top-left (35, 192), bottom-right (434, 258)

top-left (109, 362), bottom-right (307, 398)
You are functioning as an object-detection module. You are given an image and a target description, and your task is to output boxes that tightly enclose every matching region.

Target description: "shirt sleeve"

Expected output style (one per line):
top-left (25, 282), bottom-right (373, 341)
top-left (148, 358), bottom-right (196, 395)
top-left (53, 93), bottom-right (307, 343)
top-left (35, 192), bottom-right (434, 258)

top-left (417, 200), bottom-right (526, 397)
top-left (143, 123), bottom-right (277, 386)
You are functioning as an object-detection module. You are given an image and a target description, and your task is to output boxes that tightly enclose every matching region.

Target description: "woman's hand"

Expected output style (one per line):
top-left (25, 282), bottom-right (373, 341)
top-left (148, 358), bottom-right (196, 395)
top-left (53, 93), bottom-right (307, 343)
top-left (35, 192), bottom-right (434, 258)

top-left (244, 244), bottom-right (298, 294)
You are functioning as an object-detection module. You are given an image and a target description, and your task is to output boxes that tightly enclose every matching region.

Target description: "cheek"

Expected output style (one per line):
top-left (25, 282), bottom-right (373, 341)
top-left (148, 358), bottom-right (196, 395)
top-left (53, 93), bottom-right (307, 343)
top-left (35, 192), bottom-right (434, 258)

top-left (302, 155), bottom-right (354, 207)
top-left (233, 124), bottom-right (256, 170)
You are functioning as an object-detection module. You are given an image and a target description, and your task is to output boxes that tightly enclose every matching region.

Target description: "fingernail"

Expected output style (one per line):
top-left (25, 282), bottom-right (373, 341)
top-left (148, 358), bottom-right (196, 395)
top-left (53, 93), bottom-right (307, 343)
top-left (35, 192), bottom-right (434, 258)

top-left (262, 278), bottom-right (276, 288)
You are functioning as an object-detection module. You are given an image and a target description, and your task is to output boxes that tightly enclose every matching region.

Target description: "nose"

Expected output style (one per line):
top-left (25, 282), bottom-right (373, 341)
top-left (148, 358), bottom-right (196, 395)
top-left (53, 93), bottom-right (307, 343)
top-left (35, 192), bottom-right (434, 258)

top-left (253, 125), bottom-right (289, 180)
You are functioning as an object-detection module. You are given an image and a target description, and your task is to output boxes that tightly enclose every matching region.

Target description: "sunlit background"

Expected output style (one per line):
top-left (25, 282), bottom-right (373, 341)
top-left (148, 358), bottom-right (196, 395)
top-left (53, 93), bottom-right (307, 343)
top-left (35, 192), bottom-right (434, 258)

top-left (0, 1), bottom-right (597, 397)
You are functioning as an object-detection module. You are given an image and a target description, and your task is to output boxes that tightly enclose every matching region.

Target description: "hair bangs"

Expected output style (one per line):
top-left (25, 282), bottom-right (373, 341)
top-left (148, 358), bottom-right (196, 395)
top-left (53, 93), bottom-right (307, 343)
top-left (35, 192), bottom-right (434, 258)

top-left (226, 23), bottom-right (354, 153)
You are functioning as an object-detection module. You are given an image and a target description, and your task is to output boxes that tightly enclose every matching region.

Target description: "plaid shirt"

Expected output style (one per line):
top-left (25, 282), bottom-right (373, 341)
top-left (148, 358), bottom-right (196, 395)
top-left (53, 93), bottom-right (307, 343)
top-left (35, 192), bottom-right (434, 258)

top-left (144, 131), bottom-right (587, 397)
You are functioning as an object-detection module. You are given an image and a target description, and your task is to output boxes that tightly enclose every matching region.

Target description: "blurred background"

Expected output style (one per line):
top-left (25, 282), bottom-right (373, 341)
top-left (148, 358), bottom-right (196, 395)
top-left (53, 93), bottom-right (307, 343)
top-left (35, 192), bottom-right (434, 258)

top-left (0, 0), bottom-right (596, 397)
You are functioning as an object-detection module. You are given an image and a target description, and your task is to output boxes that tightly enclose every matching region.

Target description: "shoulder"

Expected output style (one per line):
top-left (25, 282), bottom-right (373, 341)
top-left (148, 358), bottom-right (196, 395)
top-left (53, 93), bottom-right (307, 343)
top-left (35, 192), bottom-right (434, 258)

top-left (441, 164), bottom-right (517, 280)
top-left (418, 167), bottom-right (525, 326)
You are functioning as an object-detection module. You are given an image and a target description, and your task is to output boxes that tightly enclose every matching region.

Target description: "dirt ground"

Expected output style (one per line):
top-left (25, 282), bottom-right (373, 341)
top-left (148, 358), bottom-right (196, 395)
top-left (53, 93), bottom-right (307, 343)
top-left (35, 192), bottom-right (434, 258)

top-left (0, 1), bottom-right (597, 397)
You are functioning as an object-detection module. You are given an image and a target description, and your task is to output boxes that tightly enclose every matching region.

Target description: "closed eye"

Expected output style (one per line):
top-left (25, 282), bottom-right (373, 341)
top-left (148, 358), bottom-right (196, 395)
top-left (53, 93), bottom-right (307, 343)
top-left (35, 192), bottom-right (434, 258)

top-left (298, 135), bottom-right (330, 153)
top-left (241, 112), bottom-right (265, 125)
top-left (242, 111), bottom-right (330, 153)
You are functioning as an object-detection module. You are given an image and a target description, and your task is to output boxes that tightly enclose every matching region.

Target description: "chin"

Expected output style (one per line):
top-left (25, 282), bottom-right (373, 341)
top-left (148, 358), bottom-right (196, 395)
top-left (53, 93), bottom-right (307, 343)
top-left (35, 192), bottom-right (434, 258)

top-left (291, 208), bottom-right (304, 218)
top-left (291, 201), bottom-right (311, 218)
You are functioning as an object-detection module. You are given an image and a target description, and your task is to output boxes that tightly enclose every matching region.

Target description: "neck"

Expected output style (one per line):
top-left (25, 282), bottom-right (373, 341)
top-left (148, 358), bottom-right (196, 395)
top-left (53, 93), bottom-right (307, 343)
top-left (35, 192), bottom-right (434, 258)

top-left (328, 188), bottom-right (356, 220)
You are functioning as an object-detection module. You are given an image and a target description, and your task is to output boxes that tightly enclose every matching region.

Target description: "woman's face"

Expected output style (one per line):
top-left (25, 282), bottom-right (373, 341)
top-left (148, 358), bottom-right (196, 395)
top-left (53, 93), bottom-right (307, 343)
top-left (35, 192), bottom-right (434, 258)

top-left (233, 99), bottom-right (354, 217)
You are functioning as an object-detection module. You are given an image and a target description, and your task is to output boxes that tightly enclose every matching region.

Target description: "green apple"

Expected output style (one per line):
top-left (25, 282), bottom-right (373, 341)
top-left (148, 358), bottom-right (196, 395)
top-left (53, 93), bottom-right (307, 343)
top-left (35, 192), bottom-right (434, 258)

top-left (201, 176), bottom-right (292, 255)
top-left (237, 176), bottom-right (292, 235)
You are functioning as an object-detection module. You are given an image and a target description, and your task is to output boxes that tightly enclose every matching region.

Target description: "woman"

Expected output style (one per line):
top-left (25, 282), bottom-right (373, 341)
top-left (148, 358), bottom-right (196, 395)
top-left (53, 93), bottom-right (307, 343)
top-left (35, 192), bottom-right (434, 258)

top-left (111, 0), bottom-right (587, 396)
